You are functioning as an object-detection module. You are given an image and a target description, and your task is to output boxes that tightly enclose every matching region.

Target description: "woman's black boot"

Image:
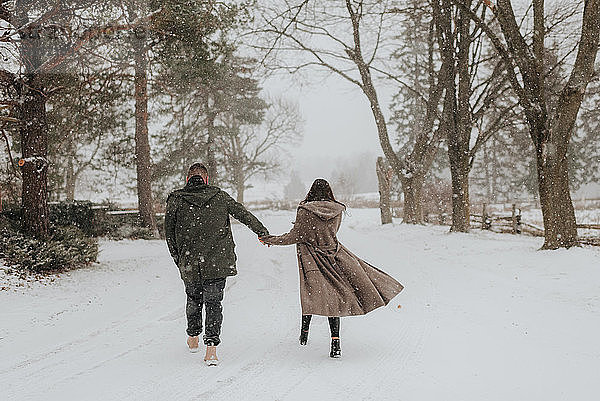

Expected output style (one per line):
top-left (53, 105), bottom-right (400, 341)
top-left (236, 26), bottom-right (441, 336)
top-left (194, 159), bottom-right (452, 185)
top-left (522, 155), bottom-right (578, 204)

top-left (328, 317), bottom-right (341, 357)
top-left (300, 315), bottom-right (312, 345)
top-left (330, 338), bottom-right (341, 358)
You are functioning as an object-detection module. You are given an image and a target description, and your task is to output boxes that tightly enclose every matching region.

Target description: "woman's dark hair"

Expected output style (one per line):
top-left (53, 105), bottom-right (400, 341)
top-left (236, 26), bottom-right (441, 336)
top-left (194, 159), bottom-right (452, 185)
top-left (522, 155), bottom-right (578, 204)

top-left (302, 179), bottom-right (345, 208)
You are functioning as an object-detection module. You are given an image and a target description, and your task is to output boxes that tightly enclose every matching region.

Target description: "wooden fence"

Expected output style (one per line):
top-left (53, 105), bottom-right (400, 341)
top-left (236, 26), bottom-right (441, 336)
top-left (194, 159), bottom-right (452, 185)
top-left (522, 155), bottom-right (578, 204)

top-left (82, 200), bottom-right (600, 247)
top-left (469, 203), bottom-right (600, 246)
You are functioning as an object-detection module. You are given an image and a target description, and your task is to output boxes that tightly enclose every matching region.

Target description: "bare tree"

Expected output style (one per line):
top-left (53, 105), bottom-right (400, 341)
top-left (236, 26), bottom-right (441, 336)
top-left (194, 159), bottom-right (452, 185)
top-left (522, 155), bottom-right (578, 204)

top-left (389, 0), bottom-right (449, 224)
top-left (257, 1), bottom-right (511, 228)
top-left (428, 0), bottom-right (517, 231)
top-left (457, 0), bottom-right (600, 248)
top-left (255, 0), bottom-right (447, 224)
top-left (218, 97), bottom-right (304, 202)
top-left (432, 0), bottom-right (476, 232)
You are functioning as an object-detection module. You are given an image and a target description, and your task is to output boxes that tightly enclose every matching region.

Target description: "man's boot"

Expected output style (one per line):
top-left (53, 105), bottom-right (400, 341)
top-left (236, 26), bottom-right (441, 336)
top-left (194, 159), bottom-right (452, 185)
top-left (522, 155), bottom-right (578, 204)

top-left (204, 343), bottom-right (219, 366)
top-left (187, 336), bottom-right (199, 353)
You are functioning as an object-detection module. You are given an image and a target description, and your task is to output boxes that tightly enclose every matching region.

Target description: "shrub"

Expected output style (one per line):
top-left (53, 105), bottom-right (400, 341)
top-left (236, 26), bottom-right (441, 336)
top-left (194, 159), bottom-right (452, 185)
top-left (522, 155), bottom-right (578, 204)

top-left (1, 202), bottom-right (165, 241)
top-left (49, 201), bottom-right (96, 236)
top-left (108, 224), bottom-right (157, 240)
top-left (2, 201), bottom-right (99, 236)
top-left (0, 224), bottom-right (98, 274)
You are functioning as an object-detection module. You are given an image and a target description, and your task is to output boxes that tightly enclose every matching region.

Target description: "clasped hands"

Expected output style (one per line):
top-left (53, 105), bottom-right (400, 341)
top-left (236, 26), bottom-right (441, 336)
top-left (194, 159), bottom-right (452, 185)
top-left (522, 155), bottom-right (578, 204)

top-left (258, 235), bottom-right (273, 247)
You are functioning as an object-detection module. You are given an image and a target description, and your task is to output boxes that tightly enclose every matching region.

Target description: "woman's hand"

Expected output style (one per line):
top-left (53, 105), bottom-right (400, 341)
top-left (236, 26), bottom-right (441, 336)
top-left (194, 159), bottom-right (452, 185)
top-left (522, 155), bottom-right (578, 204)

top-left (259, 235), bottom-right (273, 247)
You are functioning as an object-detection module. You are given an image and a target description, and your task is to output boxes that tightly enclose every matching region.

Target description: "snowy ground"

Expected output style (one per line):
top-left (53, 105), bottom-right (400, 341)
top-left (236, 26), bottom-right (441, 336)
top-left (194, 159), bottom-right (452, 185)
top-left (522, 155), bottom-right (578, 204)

top-left (1, 209), bottom-right (600, 401)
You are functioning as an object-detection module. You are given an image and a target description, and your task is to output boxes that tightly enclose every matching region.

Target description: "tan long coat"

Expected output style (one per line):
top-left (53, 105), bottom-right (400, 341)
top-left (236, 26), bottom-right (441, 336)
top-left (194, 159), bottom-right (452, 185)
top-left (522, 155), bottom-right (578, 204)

top-left (263, 201), bottom-right (403, 317)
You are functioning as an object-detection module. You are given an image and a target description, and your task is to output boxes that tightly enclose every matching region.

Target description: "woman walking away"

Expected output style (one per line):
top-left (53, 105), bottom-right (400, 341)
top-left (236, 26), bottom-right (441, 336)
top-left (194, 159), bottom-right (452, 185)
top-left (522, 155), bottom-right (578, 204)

top-left (261, 179), bottom-right (403, 358)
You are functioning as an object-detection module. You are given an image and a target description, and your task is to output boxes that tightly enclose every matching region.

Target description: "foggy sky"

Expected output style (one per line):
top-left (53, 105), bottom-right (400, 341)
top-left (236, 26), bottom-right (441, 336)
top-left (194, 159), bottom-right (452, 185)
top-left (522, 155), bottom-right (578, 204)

top-left (263, 74), bottom-right (388, 167)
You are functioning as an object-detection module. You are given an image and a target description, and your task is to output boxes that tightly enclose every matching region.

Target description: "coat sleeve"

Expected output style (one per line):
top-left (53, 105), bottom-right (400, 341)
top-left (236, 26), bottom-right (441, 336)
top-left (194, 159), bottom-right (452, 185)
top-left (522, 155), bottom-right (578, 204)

top-left (262, 208), bottom-right (307, 246)
top-left (224, 192), bottom-right (270, 237)
top-left (164, 194), bottom-right (179, 263)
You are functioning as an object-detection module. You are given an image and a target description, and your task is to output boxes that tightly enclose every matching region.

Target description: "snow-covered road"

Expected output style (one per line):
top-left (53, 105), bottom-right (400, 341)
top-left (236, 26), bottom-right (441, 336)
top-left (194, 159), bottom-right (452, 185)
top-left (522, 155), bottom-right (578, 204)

top-left (1, 209), bottom-right (599, 401)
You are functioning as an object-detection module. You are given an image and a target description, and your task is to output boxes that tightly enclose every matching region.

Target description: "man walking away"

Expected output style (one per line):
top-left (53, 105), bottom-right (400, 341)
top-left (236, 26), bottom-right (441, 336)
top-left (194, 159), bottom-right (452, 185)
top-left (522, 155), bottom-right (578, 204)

top-left (165, 163), bottom-right (269, 366)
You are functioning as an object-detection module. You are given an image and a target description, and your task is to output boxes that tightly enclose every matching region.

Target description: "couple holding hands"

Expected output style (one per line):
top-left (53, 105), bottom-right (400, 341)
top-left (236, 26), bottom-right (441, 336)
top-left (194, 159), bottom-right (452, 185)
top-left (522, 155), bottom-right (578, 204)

top-left (165, 163), bottom-right (403, 366)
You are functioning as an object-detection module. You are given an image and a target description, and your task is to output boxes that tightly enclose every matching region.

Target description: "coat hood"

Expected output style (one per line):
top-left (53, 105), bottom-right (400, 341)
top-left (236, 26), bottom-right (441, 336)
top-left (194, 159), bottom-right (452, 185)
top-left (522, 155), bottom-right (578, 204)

top-left (169, 179), bottom-right (221, 209)
top-left (299, 200), bottom-right (346, 220)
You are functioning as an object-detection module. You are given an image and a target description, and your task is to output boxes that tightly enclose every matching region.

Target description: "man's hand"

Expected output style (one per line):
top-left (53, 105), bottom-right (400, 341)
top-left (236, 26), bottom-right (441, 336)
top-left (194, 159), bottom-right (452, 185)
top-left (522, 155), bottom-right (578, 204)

top-left (258, 236), bottom-right (272, 247)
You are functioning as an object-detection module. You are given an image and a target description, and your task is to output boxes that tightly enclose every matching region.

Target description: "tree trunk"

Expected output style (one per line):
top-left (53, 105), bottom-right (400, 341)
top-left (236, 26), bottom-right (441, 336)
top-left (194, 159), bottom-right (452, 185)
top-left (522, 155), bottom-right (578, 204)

top-left (435, 0), bottom-right (472, 233)
top-left (531, 122), bottom-right (578, 249)
top-left (206, 110), bottom-right (218, 185)
top-left (133, 31), bottom-right (158, 237)
top-left (18, 14), bottom-right (49, 238)
top-left (376, 157), bottom-right (393, 225)
top-left (400, 174), bottom-right (424, 224)
top-left (232, 157), bottom-right (245, 203)
top-left (445, 87), bottom-right (471, 233)
top-left (236, 182), bottom-right (245, 203)
top-left (448, 151), bottom-right (471, 232)
top-left (19, 76), bottom-right (50, 238)
top-left (343, 2), bottom-right (444, 224)
top-left (442, 74), bottom-right (472, 233)
top-left (345, 4), bottom-right (408, 197)
top-left (531, 0), bottom-right (600, 249)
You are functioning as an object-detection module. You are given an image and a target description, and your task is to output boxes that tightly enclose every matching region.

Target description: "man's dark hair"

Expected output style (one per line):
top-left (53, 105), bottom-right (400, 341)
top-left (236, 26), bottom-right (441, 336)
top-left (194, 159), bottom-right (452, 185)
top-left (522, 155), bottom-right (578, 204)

top-left (188, 163), bottom-right (208, 177)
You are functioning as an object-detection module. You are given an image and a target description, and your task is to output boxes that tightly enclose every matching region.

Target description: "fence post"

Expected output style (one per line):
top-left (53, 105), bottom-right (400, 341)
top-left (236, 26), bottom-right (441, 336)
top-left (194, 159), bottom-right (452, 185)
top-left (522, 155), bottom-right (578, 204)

top-left (482, 203), bottom-right (487, 230)
top-left (511, 203), bottom-right (517, 234)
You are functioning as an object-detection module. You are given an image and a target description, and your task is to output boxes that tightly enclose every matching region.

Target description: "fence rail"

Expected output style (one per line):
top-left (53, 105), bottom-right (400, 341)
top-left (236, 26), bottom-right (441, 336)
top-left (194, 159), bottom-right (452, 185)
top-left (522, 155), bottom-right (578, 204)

top-left (466, 203), bottom-right (600, 246)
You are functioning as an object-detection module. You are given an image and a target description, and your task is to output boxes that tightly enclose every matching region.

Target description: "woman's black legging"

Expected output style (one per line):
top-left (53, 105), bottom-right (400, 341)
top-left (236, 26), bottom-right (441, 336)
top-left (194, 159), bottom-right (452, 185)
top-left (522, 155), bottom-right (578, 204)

top-left (301, 315), bottom-right (340, 338)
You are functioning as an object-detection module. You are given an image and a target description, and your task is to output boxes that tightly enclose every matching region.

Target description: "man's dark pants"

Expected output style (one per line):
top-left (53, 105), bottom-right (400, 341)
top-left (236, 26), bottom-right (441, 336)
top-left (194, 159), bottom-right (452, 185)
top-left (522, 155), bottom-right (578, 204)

top-left (184, 278), bottom-right (226, 345)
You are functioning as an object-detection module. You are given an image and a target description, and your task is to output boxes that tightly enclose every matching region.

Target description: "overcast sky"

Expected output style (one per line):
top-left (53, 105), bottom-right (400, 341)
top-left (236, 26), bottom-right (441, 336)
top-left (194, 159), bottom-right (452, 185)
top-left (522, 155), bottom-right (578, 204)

top-left (264, 73), bottom-right (387, 160)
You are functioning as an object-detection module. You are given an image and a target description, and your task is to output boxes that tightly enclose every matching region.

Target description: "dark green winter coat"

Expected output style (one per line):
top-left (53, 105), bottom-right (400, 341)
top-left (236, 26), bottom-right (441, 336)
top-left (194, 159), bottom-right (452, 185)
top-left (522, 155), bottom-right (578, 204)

top-left (165, 176), bottom-right (269, 281)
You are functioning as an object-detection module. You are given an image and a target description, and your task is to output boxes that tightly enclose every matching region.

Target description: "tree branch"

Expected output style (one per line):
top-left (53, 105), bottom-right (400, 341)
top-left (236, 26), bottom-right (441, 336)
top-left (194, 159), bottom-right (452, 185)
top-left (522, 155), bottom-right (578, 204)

top-left (258, 0), bottom-right (310, 67)
top-left (259, 25), bottom-right (364, 88)
top-left (36, 8), bottom-right (162, 74)
top-left (1, 123), bottom-right (21, 178)
top-left (452, 0), bottom-right (530, 109)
